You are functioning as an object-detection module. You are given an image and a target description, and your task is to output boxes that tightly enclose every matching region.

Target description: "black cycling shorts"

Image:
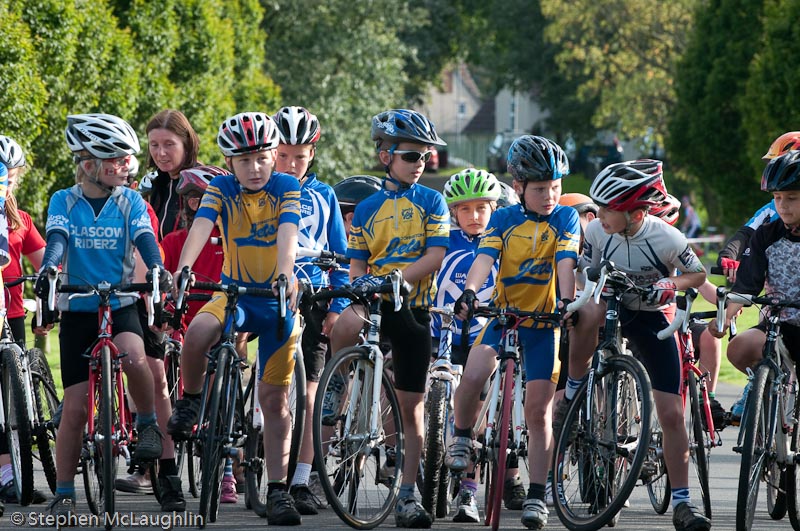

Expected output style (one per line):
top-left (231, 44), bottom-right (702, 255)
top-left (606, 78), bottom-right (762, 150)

top-left (59, 305), bottom-right (142, 389)
top-left (136, 298), bottom-right (165, 360)
top-left (302, 303), bottom-right (330, 382)
top-left (754, 320), bottom-right (800, 363)
top-left (380, 303), bottom-right (431, 394)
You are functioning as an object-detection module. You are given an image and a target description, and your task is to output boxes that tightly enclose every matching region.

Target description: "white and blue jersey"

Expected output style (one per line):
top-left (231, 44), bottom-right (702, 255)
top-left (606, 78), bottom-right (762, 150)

top-left (295, 174), bottom-right (349, 313)
top-left (431, 229), bottom-right (498, 346)
top-left (45, 185), bottom-right (155, 312)
top-left (745, 200), bottom-right (779, 229)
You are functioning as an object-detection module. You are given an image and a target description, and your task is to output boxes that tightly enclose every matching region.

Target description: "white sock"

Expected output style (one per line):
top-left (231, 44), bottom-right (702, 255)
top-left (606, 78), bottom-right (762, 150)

top-left (291, 463), bottom-right (312, 487)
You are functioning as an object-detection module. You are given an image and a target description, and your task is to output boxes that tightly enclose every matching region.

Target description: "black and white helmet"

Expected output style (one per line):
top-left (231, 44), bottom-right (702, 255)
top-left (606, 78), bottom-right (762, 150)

top-left (0, 135), bottom-right (25, 168)
top-left (65, 113), bottom-right (140, 158)
top-left (273, 106), bottom-right (321, 145)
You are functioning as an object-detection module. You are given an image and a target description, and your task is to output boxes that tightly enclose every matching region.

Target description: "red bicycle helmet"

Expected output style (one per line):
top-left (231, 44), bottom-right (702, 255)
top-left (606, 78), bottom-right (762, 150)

top-left (590, 159), bottom-right (668, 212)
top-left (177, 165), bottom-right (228, 196)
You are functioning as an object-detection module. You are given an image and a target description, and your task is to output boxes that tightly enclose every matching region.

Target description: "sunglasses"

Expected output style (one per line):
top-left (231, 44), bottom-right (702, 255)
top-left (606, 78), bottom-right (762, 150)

top-left (393, 150), bottom-right (434, 163)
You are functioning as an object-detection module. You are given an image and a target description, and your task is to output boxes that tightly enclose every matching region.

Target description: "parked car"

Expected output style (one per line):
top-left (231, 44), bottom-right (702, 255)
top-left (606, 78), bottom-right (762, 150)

top-left (570, 137), bottom-right (624, 178)
top-left (486, 132), bottom-right (518, 175)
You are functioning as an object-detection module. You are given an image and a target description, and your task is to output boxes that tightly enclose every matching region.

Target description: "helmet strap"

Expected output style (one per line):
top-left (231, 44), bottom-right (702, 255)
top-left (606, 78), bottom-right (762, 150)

top-left (84, 160), bottom-right (115, 195)
top-left (383, 146), bottom-right (411, 190)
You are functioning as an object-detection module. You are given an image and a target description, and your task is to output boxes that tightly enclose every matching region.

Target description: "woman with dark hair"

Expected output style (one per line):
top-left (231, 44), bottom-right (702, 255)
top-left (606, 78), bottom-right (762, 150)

top-left (144, 109), bottom-right (200, 240)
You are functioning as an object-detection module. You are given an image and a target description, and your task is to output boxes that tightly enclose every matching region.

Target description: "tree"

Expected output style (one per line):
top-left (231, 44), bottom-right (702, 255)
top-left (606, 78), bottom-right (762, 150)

top-left (668, 0), bottom-right (764, 227)
top-left (262, 0), bottom-right (414, 180)
top-left (741, 0), bottom-right (800, 178)
top-left (540, 0), bottom-right (695, 146)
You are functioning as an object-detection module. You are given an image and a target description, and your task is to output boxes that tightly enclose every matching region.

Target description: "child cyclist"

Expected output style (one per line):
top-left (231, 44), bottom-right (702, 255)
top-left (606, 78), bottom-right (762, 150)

top-left (272, 105), bottom-right (349, 515)
top-left (328, 109), bottom-right (449, 528)
top-left (433, 168), bottom-right (516, 522)
top-left (332, 175), bottom-right (382, 234)
top-left (167, 112), bottom-right (304, 525)
top-left (446, 135), bottom-right (581, 530)
top-left (34, 114), bottom-right (172, 518)
top-left (559, 160), bottom-right (710, 531)
top-left (709, 150), bottom-right (800, 393)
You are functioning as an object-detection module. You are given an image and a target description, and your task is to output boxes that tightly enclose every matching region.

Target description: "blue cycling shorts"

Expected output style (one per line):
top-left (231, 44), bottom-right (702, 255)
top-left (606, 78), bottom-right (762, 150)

top-left (474, 319), bottom-right (561, 384)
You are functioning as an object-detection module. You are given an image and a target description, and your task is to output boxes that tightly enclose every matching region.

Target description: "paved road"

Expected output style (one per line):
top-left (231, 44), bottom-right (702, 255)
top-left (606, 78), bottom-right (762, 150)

top-left (0, 382), bottom-right (791, 530)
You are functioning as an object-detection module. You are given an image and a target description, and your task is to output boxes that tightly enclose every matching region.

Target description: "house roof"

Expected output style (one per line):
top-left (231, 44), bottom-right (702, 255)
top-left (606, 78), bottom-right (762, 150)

top-left (462, 99), bottom-right (495, 134)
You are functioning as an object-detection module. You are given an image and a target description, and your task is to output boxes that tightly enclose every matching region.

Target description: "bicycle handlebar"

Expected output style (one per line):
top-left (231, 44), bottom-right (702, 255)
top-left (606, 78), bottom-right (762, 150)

top-left (3, 275), bottom-right (37, 289)
top-left (311, 270), bottom-right (410, 312)
top-left (296, 247), bottom-right (348, 265)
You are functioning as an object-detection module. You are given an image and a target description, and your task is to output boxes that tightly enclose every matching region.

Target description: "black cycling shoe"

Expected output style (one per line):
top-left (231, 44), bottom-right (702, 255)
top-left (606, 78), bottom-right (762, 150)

top-left (673, 501), bottom-right (711, 531)
top-left (159, 475), bottom-right (186, 512)
top-left (134, 424), bottom-right (164, 462)
top-left (266, 489), bottom-right (302, 526)
top-left (166, 397), bottom-right (201, 440)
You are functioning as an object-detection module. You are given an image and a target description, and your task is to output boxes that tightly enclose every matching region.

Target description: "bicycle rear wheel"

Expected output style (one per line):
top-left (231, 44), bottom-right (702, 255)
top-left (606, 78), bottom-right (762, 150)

top-left (552, 354), bottom-right (653, 531)
top-left (687, 371), bottom-right (712, 518)
top-left (645, 413), bottom-right (670, 514)
top-left (30, 348), bottom-right (59, 494)
top-left (199, 347), bottom-right (233, 526)
top-left (786, 377), bottom-right (800, 530)
top-left (245, 354), bottom-right (306, 516)
top-left (2, 347), bottom-right (34, 505)
top-left (313, 346), bottom-right (403, 529)
top-left (736, 364), bottom-right (775, 531)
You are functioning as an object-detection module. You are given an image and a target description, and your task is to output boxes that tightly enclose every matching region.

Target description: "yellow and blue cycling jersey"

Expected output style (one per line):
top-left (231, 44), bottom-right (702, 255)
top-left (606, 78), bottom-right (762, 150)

top-left (347, 183), bottom-right (449, 307)
top-left (196, 172), bottom-right (301, 287)
top-left (478, 203), bottom-right (580, 324)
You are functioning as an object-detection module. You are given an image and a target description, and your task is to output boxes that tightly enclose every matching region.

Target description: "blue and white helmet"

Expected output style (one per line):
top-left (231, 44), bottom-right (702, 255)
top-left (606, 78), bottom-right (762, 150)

top-left (0, 136), bottom-right (25, 168)
top-left (371, 109), bottom-right (446, 150)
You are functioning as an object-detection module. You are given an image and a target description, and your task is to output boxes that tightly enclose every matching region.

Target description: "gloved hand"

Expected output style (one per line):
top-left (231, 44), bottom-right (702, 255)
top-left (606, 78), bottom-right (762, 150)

top-left (560, 298), bottom-right (579, 327)
top-left (455, 289), bottom-right (478, 321)
top-left (351, 274), bottom-right (385, 291)
top-left (646, 278), bottom-right (677, 306)
top-left (32, 301), bottom-right (59, 334)
top-left (720, 258), bottom-right (740, 272)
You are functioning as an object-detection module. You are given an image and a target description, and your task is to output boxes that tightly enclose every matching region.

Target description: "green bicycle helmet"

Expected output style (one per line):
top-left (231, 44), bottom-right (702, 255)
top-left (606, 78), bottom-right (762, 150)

top-left (443, 169), bottom-right (502, 207)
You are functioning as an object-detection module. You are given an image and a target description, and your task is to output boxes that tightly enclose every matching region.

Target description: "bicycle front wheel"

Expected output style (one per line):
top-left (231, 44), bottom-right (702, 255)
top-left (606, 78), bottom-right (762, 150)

top-left (553, 354), bottom-right (653, 531)
top-left (687, 371), bottom-right (712, 518)
top-left (2, 347), bottom-right (34, 506)
top-left (486, 359), bottom-right (514, 531)
top-left (313, 346), bottom-right (403, 529)
top-left (100, 345), bottom-right (117, 523)
top-left (645, 413), bottom-right (670, 514)
top-left (736, 363), bottom-right (776, 531)
top-left (30, 348), bottom-right (59, 494)
top-left (421, 379), bottom-right (447, 519)
top-left (199, 346), bottom-right (233, 526)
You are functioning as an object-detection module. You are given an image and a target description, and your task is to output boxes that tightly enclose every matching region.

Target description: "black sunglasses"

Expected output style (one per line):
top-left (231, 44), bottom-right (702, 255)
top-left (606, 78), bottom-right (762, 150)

top-left (393, 150), bottom-right (434, 163)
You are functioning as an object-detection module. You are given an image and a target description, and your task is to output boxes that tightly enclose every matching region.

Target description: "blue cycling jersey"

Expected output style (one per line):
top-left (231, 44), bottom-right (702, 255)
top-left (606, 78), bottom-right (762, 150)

top-left (431, 229), bottom-right (498, 346)
top-left (45, 185), bottom-right (155, 312)
top-left (294, 174), bottom-right (349, 314)
top-left (745, 200), bottom-right (779, 229)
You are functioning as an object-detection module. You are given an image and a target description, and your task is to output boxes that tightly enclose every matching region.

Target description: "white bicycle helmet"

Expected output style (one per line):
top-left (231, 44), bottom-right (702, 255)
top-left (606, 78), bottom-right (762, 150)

top-left (590, 159), bottom-right (667, 211)
top-left (65, 113), bottom-right (140, 159)
top-left (217, 112), bottom-right (280, 157)
top-left (273, 106), bottom-right (321, 145)
top-left (0, 135), bottom-right (25, 168)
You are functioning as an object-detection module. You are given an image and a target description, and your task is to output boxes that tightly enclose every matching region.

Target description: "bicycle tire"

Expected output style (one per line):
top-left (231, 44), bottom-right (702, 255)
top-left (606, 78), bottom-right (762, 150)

top-left (786, 376), bottom-right (800, 530)
top-left (187, 440), bottom-right (201, 498)
top-left (100, 345), bottom-right (117, 524)
top-left (245, 354), bottom-right (306, 517)
top-left (313, 346), bottom-right (403, 529)
top-left (488, 360), bottom-right (514, 531)
top-left (2, 347), bottom-right (34, 506)
top-left (30, 348), bottom-right (59, 494)
top-left (421, 379), bottom-right (447, 518)
top-left (83, 364), bottom-right (103, 515)
top-left (645, 414), bottom-right (670, 514)
top-left (687, 371), bottom-right (712, 518)
top-left (736, 363), bottom-right (774, 531)
top-left (199, 346), bottom-right (232, 526)
top-left (552, 354), bottom-right (653, 531)
top-left (163, 344), bottom-right (187, 478)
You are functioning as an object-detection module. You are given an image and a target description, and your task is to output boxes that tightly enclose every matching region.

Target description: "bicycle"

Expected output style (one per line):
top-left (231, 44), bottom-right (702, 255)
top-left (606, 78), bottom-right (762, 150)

top-left (645, 287), bottom-right (722, 518)
top-left (177, 271), bottom-right (300, 526)
top-left (310, 271), bottom-right (408, 529)
top-left (42, 266), bottom-right (161, 527)
top-left (420, 305), bottom-right (463, 520)
top-left (1, 276), bottom-right (60, 504)
top-left (459, 305), bottom-right (561, 531)
top-left (552, 260), bottom-right (655, 531)
top-left (714, 289), bottom-right (800, 531)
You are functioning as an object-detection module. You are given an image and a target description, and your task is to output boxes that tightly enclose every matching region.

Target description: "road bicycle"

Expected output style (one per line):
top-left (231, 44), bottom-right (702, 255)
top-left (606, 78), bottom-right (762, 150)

top-left (461, 305), bottom-right (561, 531)
top-left (553, 261), bottom-right (655, 531)
top-left (644, 287), bottom-right (721, 518)
top-left (714, 289), bottom-right (800, 531)
top-left (43, 266), bottom-right (161, 528)
top-left (178, 271), bottom-right (298, 526)
top-left (420, 305), bottom-right (463, 520)
top-left (311, 271), bottom-right (408, 529)
top-left (2, 276), bottom-right (60, 504)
